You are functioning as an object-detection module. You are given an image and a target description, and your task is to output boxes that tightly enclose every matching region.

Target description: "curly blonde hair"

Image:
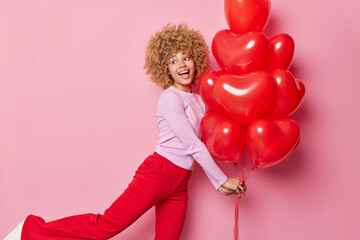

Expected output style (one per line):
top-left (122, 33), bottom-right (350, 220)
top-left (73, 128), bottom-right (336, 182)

top-left (144, 24), bottom-right (209, 90)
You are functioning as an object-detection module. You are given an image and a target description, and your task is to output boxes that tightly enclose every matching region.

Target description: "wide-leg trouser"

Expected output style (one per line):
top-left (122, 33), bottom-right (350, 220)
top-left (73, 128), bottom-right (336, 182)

top-left (21, 152), bottom-right (192, 240)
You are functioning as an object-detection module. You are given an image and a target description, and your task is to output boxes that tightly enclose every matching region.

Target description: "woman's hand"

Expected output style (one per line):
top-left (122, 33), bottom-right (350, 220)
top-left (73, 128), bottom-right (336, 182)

top-left (217, 185), bottom-right (236, 196)
top-left (220, 178), bottom-right (247, 197)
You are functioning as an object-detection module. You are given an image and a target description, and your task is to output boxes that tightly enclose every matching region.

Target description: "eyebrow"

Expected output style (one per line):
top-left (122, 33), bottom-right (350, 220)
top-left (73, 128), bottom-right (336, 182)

top-left (171, 53), bottom-right (188, 58)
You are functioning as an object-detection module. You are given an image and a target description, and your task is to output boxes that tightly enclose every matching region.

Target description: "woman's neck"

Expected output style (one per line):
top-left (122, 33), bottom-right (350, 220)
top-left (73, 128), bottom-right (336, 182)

top-left (172, 83), bottom-right (192, 93)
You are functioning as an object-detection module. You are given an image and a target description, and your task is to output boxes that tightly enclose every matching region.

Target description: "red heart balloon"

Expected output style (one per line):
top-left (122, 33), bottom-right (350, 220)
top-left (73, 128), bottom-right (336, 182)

top-left (201, 112), bottom-right (246, 163)
top-left (212, 30), bottom-right (269, 74)
top-left (246, 118), bottom-right (300, 168)
top-left (262, 70), bottom-right (305, 120)
top-left (199, 71), bottom-right (226, 115)
top-left (265, 33), bottom-right (295, 71)
top-left (213, 71), bottom-right (274, 125)
top-left (225, 0), bottom-right (271, 34)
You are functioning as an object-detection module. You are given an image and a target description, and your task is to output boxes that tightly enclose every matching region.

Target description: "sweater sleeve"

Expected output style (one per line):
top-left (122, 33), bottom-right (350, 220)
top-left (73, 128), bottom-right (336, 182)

top-left (158, 91), bottom-right (227, 190)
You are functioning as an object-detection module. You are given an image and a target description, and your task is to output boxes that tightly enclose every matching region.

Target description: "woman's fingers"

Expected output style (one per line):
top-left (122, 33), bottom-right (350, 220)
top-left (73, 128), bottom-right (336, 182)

top-left (236, 182), bottom-right (247, 197)
top-left (225, 189), bottom-right (235, 195)
top-left (222, 178), bottom-right (247, 196)
top-left (238, 185), bottom-right (245, 196)
top-left (218, 186), bottom-right (236, 196)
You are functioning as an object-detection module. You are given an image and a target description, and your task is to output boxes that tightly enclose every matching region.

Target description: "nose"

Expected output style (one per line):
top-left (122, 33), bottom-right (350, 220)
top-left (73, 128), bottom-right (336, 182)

top-left (178, 59), bottom-right (186, 68)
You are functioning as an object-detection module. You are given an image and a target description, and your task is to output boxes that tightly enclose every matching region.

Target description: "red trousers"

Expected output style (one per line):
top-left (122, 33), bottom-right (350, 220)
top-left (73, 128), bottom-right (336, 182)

top-left (22, 152), bottom-right (192, 240)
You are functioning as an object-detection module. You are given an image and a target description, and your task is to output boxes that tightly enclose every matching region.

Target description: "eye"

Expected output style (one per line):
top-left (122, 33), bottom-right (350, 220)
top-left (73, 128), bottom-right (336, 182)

top-left (171, 60), bottom-right (177, 64)
top-left (184, 57), bottom-right (190, 61)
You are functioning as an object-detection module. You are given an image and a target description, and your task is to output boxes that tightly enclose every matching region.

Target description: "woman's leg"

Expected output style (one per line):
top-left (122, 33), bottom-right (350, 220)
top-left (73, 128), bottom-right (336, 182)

top-left (22, 177), bottom-right (154, 240)
top-left (154, 171), bottom-right (192, 240)
top-left (21, 153), bottom-right (169, 240)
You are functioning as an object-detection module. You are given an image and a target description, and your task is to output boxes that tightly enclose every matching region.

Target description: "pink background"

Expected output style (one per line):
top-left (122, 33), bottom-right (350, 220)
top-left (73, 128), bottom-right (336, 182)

top-left (1, 0), bottom-right (359, 239)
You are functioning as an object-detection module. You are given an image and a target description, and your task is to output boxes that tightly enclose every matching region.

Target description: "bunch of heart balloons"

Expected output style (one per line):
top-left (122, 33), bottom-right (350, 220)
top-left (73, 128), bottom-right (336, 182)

top-left (200, 0), bottom-right (305, 169)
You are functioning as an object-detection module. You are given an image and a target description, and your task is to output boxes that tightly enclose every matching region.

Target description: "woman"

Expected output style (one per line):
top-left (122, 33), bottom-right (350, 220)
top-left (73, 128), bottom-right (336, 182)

top-left (5, 23), bottom-right (246, 240)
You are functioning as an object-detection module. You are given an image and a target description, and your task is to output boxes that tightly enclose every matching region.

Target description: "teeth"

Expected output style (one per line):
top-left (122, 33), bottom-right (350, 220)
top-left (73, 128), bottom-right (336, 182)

top-left (179, 71), bottom-right (190, 75)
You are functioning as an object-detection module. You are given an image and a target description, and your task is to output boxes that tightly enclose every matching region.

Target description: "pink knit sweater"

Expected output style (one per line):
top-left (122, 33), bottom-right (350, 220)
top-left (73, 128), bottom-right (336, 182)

top-left (155, 85), bottom-right (227, 190)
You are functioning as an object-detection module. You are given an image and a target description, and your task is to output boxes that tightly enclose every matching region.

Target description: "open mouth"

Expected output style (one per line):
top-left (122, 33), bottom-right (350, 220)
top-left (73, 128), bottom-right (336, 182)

top-left (178, 70), bottom-right (191, 79)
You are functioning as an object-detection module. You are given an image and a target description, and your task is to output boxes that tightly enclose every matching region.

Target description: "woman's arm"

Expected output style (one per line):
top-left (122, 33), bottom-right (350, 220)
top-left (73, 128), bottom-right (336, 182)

top-left (158, 91), bottom-right (245, 194)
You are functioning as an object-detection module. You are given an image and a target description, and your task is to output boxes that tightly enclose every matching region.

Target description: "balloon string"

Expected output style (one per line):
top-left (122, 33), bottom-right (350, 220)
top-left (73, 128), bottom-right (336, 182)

top-left (234, 195), bottom-right (240, 240)
top-left (234, 153), bottom-right (246, 240)
top-left (234, 153), bottom-right (257, 240)
top-left (243, 153), bottom-right (257, 182)
top-left (241, 152), bottom-right (246, 183)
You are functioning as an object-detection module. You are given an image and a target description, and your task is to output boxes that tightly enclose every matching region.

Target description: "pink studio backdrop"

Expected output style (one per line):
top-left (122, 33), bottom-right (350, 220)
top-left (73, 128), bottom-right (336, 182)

top-left (1, 0), bottom-right (359, 239)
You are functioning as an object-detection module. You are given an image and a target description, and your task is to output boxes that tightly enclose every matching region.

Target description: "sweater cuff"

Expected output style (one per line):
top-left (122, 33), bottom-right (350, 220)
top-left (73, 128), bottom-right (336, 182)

top-left (215, 175), bottom-right (228, 191)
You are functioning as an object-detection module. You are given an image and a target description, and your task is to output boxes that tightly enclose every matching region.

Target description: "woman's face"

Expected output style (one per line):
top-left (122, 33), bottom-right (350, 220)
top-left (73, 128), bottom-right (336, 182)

top-left (168, 51), bottom-right (195, 92)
